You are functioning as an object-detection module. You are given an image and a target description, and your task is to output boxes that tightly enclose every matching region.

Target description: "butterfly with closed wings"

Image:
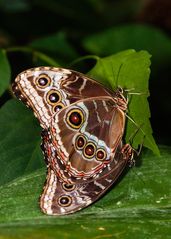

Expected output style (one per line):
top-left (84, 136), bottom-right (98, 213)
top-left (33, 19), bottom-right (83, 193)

top-left (12, 66), bottom-right (134, 215)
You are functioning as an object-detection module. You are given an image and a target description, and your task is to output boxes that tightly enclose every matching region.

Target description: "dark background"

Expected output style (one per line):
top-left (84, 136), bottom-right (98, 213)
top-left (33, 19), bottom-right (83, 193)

top-left (0, 0), bottom-right (171, 146)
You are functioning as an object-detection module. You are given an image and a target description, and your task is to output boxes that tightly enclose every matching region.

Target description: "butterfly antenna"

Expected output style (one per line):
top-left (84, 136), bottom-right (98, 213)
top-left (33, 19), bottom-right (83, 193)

top-left (111, 61), bottom-right (123, 89)
top-left (124, 86), bottom-right (149, 97)
top-left (125, 116), bottom-right (145, 162)
top-left (129, 92), bottom-right (147, 95)
top-left (128, 123), bottom-right (144, 145)
top-left (125, 115), bottom-right (160, 171)
top-left (125, 114), bottom-right (146, 137)
top-left (125, 138), bottom-right (145, 185)
top-left (124, 88), bottom-right (135, 92)
top-left (116, 63), bottom-right (123, 88)
top-left (127, 91), bottom-right (148, 96)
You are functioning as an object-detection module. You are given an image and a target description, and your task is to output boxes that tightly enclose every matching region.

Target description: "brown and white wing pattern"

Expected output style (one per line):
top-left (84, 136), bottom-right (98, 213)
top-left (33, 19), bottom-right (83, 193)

top-left (12, 66), bottom-right (133, 216)
top-left (12, 67), bottom-right (113, 128)
top-left (49, 97), bottom-right (125, 182)
top-left (40, 144), bottom-right (128, 216)
top-left (41, 127), bottom-right (125, 186)
top-left (41, 126), bottom-right (134, 215)
top-left (12, 67), bottom-right (70, 128)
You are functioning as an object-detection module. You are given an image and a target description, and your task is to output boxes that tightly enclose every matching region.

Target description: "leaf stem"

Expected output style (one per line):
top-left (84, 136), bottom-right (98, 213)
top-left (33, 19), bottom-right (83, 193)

top-left (68, 55), bottom-right (99, 67)
top-left (6, 46), bottom-right (59, 66)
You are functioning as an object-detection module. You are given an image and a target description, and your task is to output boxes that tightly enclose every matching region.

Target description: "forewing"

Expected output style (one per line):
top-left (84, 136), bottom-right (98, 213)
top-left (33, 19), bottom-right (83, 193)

top-left (12, 67), bottom-right (112, 128)
top-left (60, 69), bottom-right (113, 103)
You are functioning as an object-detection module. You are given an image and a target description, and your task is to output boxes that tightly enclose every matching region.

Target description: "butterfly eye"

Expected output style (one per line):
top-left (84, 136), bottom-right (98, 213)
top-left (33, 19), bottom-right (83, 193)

top-left (35, 74), bottom-right (51, 88)
top-left (96, 149), bottom-right (107, 161)
top-left (53, 103), bottom-right (65, 113)
top-left (83, 143), bottom-right (96, 159)
top-left (66, 108), bottom-right (84, 129)
top-left (46, 90), bottom-right (61, 105)
top-left (58, 195), bottom-right (72, 207)
top-left (75, 135), bottom-right (86, 149)
top-left (62, 183), bottom-right (76, 191)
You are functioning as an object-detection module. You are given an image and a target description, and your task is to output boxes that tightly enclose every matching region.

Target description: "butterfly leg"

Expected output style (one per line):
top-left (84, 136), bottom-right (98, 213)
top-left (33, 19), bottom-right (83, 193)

top-left (120, 144), bottom-right (135, 167)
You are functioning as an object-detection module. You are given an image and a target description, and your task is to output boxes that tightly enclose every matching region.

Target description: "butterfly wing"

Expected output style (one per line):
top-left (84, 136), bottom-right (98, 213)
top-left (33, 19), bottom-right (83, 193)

top-left (40, 144), bottom-right (128, 215)
top-left (41, 128), bottom-right (72, 183)
top-left (40, 127), bottom-right (133, 215)
top-left (12, 67), bottom-right (113, 128)
top-left (12, 67), bottom-right (131, 215)
top-left (49, 96), bottom-right (125, 182)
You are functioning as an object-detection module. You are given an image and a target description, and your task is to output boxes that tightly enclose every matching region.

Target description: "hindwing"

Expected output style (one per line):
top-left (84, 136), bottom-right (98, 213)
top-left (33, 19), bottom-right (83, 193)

top-left (40, 144), bottom-right (128, 215)
top-left (49, 97), bottom-right (126, 182)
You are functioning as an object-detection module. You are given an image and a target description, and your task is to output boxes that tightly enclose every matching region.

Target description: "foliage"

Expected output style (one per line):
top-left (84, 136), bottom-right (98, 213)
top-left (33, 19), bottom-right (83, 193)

top-left (0, 100), bottom-right (43, 186)
top-left (83, 24), bottom-right (171, 69)
top-left (88, 50), bottom-right (159, 154)
top-left (0, 146), bottom-right (170, 238)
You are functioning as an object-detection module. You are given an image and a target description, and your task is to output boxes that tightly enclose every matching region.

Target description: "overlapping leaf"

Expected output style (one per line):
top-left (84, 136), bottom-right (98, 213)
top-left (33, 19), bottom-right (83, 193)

top-left (88, 50), bottom-right (159, 155)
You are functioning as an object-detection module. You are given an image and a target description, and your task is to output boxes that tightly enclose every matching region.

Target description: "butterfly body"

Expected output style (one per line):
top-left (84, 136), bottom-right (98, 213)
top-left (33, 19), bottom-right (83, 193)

top-left (12, 66), bottom-right (134, 215)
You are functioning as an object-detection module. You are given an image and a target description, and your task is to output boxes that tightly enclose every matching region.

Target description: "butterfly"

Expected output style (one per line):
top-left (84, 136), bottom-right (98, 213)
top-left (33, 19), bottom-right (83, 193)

top-left (12, 66), bottom-right (134, 215)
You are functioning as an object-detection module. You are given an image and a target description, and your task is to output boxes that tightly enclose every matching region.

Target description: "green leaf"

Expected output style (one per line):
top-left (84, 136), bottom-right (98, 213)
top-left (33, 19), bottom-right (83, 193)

top-left (88, 50), bottom-right (159, 155)
top-left (83, 24), bottom-right (171, 70)
top-left (0, 146), bottom-right (170, 238)
top-left (0, 99), bottom-right (44, 186)
top-left (0, 49), bottom-right (11, 96)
